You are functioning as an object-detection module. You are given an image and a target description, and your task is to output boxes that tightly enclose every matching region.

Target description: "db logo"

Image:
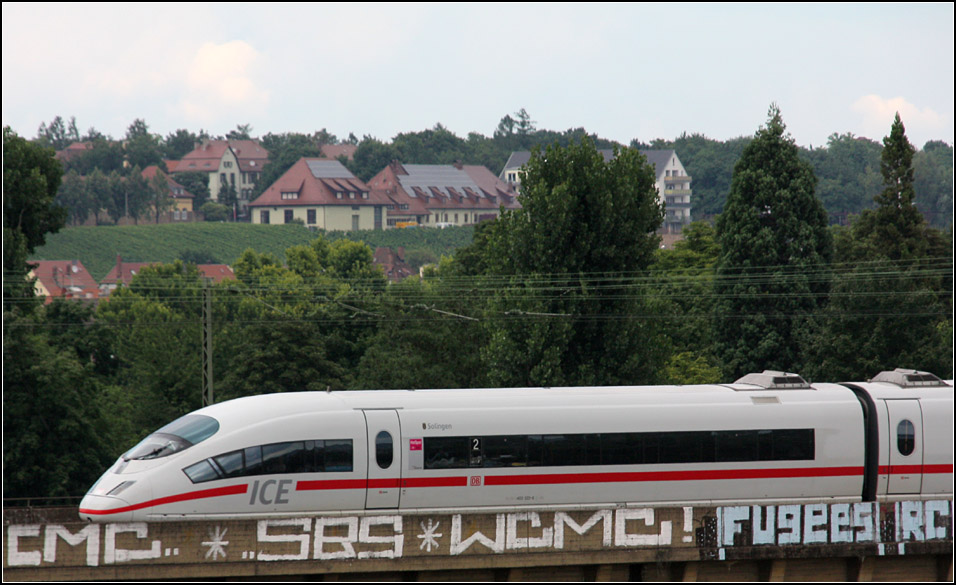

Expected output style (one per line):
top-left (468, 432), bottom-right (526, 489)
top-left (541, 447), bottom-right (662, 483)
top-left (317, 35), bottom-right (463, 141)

top-left (470, 476), bottom-right (482, 487)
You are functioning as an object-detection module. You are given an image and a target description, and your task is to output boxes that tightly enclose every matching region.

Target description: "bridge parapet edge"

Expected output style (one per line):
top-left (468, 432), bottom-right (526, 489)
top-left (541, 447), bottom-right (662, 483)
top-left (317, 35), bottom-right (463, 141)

top-left (4, 500), bottom-right (952, 579)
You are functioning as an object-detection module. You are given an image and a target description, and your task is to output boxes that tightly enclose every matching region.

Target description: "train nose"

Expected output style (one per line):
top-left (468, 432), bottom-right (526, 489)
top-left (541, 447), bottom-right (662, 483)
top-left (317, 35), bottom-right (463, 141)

top-left (78, 493), bottom-right (136, 522)
top-left (78, 476), bottom-right (151, 522)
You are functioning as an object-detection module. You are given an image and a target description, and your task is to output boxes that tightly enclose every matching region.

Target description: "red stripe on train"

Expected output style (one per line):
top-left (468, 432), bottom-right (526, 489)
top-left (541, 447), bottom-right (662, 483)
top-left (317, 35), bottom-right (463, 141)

top-left (78, 484), bottom-right (248, 515)
top-left (296, 479), bottom-right (368, 491)
top-left (482, 466), bottom-right (866, 486)
top-left (79, 464), bottom-right (953, 515)
top-left (295, 478), bottom-right (404, 491)
top-left (878, 464), bottom-right (954, 475)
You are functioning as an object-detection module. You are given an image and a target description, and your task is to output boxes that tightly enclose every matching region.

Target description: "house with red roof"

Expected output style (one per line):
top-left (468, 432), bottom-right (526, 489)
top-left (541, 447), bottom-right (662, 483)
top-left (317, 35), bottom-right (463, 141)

top-left (142, 165), bottom-right (195, 220)
top-left (367, 161), bottom-right (520, 228)
top-left (29, 260), bottom-right (99, 303)
top-left (54, 141), bottom-right (94, 164)
top-left (172, 139), bottom-right (269, 211)
top-left (373, 247), bottom-right (415, 282)
top-left (99, 256), bottom-right (235, 297)
top-left (248, 158), bottom-right (391, 230)
top-left (320, 143), bottom-right (358, 161)
top-left (197, 264), bottom-right (236, 283)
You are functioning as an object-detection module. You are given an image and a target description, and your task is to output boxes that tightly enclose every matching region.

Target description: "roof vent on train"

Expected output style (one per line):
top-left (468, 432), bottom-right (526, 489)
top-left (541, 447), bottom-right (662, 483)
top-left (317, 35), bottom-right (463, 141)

top-left (870, 368), bottom-right (945, 388)
top-left (734, 370), bottom-right (811, 390)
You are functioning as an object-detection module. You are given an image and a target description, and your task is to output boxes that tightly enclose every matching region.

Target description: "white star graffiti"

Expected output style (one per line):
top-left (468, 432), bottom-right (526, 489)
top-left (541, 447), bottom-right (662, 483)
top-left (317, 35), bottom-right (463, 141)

top-left (202, 525), bottom-right (230, 560)
top-left (417, 519), bottom-right (442, 552)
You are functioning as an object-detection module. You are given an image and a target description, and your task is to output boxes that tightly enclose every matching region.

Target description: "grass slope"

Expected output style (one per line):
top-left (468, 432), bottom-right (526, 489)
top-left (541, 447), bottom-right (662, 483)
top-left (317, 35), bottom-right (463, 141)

top-left (30, 223), bottom-right (475, 280)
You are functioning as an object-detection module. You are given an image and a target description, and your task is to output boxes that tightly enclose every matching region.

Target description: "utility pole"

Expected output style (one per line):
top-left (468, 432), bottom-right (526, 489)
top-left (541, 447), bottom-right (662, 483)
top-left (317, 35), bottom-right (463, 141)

top-left (202, 279), bottom-right (214, 407)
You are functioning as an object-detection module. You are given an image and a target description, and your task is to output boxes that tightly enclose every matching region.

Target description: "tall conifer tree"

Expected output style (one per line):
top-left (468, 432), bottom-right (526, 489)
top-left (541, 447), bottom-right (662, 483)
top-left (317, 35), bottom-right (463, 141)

top-left (714, 105), bottom-right (831, 379)
top-left (802, 113), bottom-right (952, 381)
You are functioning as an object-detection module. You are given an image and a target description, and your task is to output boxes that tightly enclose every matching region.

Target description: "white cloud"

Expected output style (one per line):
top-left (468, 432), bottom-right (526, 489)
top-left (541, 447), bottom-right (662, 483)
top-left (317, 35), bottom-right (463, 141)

top-left (177, 41), bottom-right (270, 126)
top-left (851, 95), bottom-right (947, 146)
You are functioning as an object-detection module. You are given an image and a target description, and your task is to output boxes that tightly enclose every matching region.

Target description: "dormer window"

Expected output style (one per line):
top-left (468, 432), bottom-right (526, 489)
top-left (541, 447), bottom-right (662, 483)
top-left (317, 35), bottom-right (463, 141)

top-left (281, 192), bottom-right (299, 200)
top-left (336, 192), bottom-right (343, 199)
top-left (362, 192), bottom-right (369, 199)
top-left (349, 192), bottom-right (355, 199)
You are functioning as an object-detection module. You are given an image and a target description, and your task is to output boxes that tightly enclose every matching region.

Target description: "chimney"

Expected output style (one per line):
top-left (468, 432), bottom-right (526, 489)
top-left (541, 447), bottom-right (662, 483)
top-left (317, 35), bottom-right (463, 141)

top-left (453, 160), bottom-right (463, 170)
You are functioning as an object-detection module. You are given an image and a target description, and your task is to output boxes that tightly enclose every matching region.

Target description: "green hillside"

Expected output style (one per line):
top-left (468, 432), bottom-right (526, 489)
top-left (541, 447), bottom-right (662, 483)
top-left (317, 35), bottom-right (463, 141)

top-left (29, 223), bottom-right (475, 280)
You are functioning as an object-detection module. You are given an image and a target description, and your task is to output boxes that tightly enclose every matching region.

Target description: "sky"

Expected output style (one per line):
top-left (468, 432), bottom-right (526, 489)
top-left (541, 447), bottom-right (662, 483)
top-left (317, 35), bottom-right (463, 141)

top-left (3, 3), bottom-right (953, 150)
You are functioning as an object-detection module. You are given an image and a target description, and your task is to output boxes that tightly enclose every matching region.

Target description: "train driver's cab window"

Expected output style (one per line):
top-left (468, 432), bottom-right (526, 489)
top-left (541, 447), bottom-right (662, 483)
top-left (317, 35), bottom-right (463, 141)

top-left (124, 414), bottom-right (219, 461)
top-left (897, 420), bottom-right (915, 456)
top-left (376, 431), bottom-right (393, 468)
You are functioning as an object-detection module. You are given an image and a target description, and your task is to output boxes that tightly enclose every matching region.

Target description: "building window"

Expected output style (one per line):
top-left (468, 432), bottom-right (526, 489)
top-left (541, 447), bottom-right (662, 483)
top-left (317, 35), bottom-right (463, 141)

top-left (362, 192), bottom-right (369, 199)
top-left (337, 192), bottom-right (343, 199)
top-left (260, 210), bottom-right (270, 224)
top-left (352, 206), bottom-right (360, 211)
top-left (284, 210), bottom-right (294, 223)
top-left (224, 161), bottom-right (233, 168)
top-left (307, 209), bottom-right (316, 224)
top-left (281, 192), bottom-right (298, 200)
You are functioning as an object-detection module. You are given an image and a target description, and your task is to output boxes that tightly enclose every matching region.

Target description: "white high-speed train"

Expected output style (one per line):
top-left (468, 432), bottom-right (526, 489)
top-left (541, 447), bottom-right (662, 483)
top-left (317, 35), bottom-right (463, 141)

top-left (79, 369), bottom-right (953, 522)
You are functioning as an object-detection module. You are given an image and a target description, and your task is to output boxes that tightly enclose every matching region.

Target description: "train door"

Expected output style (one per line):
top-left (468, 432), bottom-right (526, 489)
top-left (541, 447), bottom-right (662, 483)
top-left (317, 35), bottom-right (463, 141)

top-left (885, 399), bottom-right (923, 495)
top-left (363, 409), bottom-right (402, 509)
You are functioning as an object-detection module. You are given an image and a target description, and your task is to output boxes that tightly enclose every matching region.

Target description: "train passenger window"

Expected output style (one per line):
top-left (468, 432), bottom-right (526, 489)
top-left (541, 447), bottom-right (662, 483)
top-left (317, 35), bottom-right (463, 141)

top-left (262, 441), bottom-right (304, 474)
top-left (643, 433), bottom-right (661, 464)
top-left (601, 433), bottom-right (640, 465)
top-left (324, 440), bottom-right (353, 472)
top-left (424, 437), bottom-right (468, 469)
top-left (538, 435), bottom-right (587, 467)
top-left (482, 435), bottom-right (527, 467)
top-left (714, 430), bottom-right (758, 462)
top-left (897, 420), bottom-right (915, 456)
top-left (214, 450), bottom-right (245, 478)
top-left (584, 434), bottom-right (602, 466)
top-left (757, 430), bottom-right (774, 460)
top-left (770, 429), bottom-right (815, 460)
top-left (470, 437), bottom-right (483, 467)
top-left (284, 442), bottom-right (311, 473)
top-left (245, 446), bottom-right (262, 475)
top-left (376, 431), bottom-right (393, 469)
top-left (310, 440), bottom-right (325, 472)
top-left (661, 432), bottom-right (702, 463)
top-left (183, 439), bottom-right (354, 483)
top-left (183, 460), bottom-right (220, 483)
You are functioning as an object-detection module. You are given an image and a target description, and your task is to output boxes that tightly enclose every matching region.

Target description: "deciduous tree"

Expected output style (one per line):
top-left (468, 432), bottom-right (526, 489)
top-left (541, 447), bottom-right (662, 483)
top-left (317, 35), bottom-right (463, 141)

top-left (481, 138), bottom-right (667, 387)
top-left (3, 127), bottom-right (66, 301)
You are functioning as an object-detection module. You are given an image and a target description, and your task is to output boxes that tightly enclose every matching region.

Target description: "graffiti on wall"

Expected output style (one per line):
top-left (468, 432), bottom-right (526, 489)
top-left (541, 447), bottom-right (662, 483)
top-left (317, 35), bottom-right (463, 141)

top-left (4, 501), bottom-right (951, 568)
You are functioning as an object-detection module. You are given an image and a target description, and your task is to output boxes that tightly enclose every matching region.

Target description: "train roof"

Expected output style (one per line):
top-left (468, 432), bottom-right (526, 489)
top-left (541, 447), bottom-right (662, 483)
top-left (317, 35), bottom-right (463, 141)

top-left (194, 382), bottom-right (865, 430)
